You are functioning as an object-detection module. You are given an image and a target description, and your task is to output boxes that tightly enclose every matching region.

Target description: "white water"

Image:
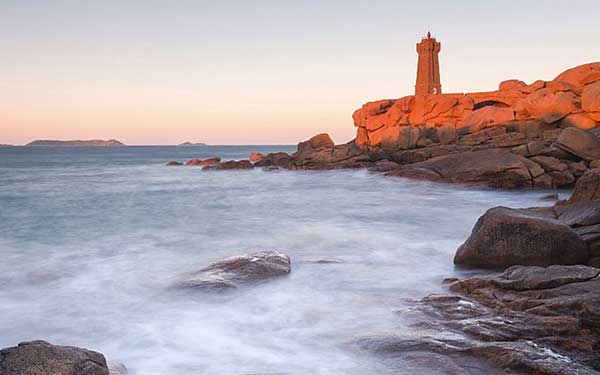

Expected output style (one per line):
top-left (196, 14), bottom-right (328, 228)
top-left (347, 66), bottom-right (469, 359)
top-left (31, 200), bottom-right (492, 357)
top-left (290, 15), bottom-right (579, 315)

top-left (0, 146), bottom-right (563, 374)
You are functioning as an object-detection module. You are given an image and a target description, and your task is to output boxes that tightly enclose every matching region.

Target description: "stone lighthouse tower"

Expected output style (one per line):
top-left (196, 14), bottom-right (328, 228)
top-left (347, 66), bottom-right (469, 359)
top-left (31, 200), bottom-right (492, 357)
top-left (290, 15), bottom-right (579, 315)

top-left (415, 32), bottom-right (442, 95)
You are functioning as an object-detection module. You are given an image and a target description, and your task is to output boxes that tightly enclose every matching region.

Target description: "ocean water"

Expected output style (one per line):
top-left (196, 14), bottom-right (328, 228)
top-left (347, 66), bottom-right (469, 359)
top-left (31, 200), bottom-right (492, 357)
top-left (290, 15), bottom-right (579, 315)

top-left (0, 146), bottom-right (564, 374)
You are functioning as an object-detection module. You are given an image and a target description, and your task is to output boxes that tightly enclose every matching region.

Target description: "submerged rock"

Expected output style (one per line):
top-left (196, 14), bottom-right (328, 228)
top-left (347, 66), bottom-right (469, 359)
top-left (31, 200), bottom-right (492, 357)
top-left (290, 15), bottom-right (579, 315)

top-left (166, 161), bottom-right (183, 166)
top-left (174, 250), bottom-right (291, 291)
top-left (0, 340), bottom-right (111, 375)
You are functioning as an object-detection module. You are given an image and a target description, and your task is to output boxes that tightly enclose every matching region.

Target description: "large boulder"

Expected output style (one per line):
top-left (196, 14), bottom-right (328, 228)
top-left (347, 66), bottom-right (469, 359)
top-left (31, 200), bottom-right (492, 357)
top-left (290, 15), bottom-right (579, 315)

top-left (174, 250), bottom-right (291, 291)
top-left (554, 127), bottom-right (600, 160)
top-left (454, 207), bottom-right (588, 268)
top-left (388, 148), bottom-right (548, 189)
top-left (0, 340), bottom-right (110, 375)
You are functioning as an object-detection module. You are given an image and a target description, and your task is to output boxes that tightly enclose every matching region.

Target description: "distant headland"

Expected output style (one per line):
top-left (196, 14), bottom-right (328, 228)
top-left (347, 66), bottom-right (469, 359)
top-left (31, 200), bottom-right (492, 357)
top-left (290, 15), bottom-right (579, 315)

top-left (178, 142), bottom-right (207, 146)
top-left (25, 139), bottom-right (125, 147)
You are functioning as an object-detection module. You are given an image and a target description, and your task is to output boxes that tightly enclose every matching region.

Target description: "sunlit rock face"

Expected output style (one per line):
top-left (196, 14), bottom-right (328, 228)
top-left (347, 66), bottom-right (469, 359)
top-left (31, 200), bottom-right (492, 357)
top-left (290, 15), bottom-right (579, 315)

top-left (354, 62), bottom-right (600, 150)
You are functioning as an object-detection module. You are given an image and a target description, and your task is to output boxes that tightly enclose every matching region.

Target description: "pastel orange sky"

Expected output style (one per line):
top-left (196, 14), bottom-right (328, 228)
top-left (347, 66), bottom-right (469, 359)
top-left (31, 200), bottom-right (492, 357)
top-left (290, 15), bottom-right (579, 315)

top-left (1, 0), bottom-right (599, 145)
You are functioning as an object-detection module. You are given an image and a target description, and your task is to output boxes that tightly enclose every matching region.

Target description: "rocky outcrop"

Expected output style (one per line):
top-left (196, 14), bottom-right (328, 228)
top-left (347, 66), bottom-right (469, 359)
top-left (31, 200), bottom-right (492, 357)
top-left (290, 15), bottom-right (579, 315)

top-left (454, 207), bottom-right (588, 268)
top-left (184, 157), bottom-right (221, 166)
top-left (166, 161), bottom-right (183, 166)
top-left (174, 250), bottom-right (291, 291)
top-left (254, 152), bottom-right (295, 169)
top-left (354, 62), bottom-right (600, 151)
top-left (0, 340), bottom-right (111, 375)
top-left (252, 134), bottom-right (372, 171)
top-left (387, 148), bottom-right (551, 189)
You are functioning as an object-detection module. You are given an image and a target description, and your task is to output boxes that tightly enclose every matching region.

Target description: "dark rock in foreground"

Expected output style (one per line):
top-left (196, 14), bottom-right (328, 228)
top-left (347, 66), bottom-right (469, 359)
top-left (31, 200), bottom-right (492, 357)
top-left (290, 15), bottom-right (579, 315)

top-left (454, 206), bottom-right (589, 268)
top-left (174, 250), bottom-right (291, 291)
top-left (0, 340), bottom-right (111, 375)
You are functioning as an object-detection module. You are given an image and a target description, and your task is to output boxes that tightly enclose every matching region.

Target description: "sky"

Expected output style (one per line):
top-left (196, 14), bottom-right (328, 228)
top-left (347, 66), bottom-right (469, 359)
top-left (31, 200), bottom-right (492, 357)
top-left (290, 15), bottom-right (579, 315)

top-left (1, 0), bottom-right (599, 145)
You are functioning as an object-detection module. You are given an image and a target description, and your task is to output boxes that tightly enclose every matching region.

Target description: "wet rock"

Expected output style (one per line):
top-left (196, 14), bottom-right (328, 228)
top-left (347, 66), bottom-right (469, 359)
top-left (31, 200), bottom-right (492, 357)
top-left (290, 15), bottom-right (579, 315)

top-left (166, 161), bottom-right (183, 166)
top-left (254, 152), bottom-right (294, 169)
top-left (293, 142), bottom-right (370, 170)
top-left (0, 340), bottom-right (110, 375)
top-left (454, 207), bottom-right (588, 268)
top-left (554, 127), bottom-right (600, 161)
top-left (490, 264), bottom-right (600, 291)
top-left (203, 160), bottom-right (253, 170)
top-left (367, 159), bottom-right (399, 172)
top-left (174, 250), bottom-right (291, 291)
top-left (400, 264), bottom-right (600, 374)
top-left (388, 149), bottom-right (547, 189)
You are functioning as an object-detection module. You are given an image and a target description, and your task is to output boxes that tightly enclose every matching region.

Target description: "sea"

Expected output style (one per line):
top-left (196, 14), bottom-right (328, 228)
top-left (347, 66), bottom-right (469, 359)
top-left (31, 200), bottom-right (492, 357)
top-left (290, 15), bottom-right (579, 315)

top-left (0, 145), bottom-right (565, 374)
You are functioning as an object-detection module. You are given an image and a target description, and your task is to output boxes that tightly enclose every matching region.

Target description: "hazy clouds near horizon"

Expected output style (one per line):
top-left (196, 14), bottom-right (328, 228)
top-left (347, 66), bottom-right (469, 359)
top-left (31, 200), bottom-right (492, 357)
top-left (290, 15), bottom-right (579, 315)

top-left (1, 0), bottom-right (599, 145)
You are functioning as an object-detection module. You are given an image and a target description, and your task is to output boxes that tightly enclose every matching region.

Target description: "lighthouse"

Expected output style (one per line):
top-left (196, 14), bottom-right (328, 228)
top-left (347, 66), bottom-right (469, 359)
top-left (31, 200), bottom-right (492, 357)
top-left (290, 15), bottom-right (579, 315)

top-left (415, 32), bottom-right (442, 95)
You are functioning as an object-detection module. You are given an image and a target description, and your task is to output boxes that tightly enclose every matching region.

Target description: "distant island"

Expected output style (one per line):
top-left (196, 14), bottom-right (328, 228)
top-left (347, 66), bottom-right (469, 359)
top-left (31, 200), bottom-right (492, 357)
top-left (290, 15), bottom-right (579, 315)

top-left (25, 139), bottom-right (125, 147)
top-left (0, 144), bottom-right (14, 147)
top-left (178, 142), bottom-right (207, 146)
